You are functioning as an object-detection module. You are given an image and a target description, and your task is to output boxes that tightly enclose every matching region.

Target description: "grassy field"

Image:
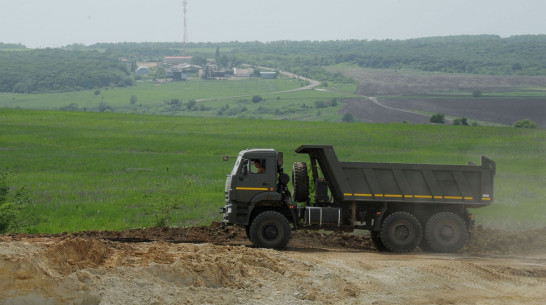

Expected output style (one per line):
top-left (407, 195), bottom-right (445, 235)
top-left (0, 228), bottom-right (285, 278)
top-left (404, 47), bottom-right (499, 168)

top-left (1, 108), bottom-right (544, 233)
top-left (0, 77), bottom-right (359, 122)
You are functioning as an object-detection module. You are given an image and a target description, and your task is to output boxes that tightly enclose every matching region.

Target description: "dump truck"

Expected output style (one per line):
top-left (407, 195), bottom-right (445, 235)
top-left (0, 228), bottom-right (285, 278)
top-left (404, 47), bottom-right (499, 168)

top-left (220, 145), bottom-right (495, 253)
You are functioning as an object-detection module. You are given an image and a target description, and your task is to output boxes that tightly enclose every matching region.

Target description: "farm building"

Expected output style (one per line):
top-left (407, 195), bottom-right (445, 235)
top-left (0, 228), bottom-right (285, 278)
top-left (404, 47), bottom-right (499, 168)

top-left (166, 64), bottom-right (203, 81)
top-left (233, 68), bottom-right (254, 77)
top-left (163, 56), bottom-right (192, 65)
top-left (260, 71), bottom-right (277, 79)
top-left (135, 66), bottom-right (150, 75)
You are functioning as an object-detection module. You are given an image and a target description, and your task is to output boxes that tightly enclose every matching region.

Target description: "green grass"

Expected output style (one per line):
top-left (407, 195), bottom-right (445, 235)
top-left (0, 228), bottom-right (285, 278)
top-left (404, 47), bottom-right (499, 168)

top-left (0, 78), bottom-right (359, 122)
top-left (1, 108), bottom-right (545, 232)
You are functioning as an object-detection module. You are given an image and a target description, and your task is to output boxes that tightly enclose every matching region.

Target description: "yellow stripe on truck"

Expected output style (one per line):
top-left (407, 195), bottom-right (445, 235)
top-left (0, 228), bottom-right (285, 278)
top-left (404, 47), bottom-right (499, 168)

top-left (343, 193), bottom-right (476, 201)
top-left (236, 187), bottom-right (269, 191)
top-left (354, 193), bottom-right (373, 197)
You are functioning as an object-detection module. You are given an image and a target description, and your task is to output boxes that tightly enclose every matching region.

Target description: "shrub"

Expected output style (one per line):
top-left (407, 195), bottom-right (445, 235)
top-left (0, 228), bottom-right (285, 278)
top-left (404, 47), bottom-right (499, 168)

top-left (342, 113), bottom-right (355, 123)
top-left (0, 170), bottom-right (8, 203)
top-left (513, 119), bottom-right (538, 128)
top-left (430, 113), bottom-right (446, 124)
top-left (315, 100), bottom-right (327, 108)
top-left (252, 95), bottom-right (263, 103)
top-left (186, 99), bottom-right (197, 110)
top-left (0, 170), bottom-right (37, 233)
top-left (472, 89), bottom-right (483, 97)
top-left (453, 117), bottom-right (469, 126)
top-left (98, 102), bottom-right (113, 112)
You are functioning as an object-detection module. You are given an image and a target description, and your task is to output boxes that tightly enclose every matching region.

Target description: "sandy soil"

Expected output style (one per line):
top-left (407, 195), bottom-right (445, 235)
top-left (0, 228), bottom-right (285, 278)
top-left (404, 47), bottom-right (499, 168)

top-left (1, 224), bottom-right (545, 305)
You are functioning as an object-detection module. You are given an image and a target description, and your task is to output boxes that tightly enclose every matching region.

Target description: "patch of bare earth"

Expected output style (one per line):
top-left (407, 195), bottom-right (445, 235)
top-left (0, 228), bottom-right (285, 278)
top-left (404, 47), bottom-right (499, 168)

top-left (1, 225), bottom-right (545, 305)
top-left (380, 97), bottom-right (546, 127)
top-left (331, 67), bottom-right (546, 127)
top-left (330, 67), bottom-right (546, 96)
top-left (338, 98), bottom-right (430, 124)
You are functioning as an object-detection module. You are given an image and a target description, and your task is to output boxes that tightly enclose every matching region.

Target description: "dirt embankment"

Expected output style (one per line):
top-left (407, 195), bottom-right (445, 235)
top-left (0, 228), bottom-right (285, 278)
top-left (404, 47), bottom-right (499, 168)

top-left (1, 224), bottom-right (545, 305)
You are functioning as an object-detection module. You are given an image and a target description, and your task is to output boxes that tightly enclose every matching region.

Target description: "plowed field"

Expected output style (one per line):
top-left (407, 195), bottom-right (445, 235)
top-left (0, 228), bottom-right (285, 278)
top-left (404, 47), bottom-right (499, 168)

top-left (1, 224), bottom-right (545, 305)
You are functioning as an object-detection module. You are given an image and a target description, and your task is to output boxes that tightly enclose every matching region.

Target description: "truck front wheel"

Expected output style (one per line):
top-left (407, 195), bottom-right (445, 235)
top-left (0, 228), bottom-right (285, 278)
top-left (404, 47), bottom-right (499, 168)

top-left (249, 211), bottom-right (291, 250)
top-left (424, 212), bottom-right (468, 253)
top-left (380, 211), bottom-right (422, 253)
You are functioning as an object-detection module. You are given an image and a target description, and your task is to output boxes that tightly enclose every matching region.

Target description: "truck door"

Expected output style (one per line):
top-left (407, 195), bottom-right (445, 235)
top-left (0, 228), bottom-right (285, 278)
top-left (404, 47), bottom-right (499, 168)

top-left (235, 157), bottom-right (276, 203)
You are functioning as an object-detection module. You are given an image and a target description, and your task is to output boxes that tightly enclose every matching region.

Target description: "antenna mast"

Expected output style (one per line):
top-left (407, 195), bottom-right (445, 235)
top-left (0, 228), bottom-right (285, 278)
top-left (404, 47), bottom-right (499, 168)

top-left (183, 0), bottom-right (188, 55)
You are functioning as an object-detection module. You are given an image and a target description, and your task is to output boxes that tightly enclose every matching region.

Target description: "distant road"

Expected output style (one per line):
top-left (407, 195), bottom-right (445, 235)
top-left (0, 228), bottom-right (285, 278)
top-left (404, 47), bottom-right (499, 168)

top-left (275, 69), bottom-right (321, 92)
top-left (366, 96), bottom-right (452, 124)
top-left (195, 67), bottom-right (320, 102)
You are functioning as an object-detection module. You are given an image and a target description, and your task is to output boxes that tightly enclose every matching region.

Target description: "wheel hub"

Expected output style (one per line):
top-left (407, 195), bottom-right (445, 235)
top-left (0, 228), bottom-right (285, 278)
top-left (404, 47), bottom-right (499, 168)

top-left (263, 225), bottom-right (279, 240)
top-left (439, 225), bottom-right (454, 241)
top-left (394, 224), bottom-right (410, 240)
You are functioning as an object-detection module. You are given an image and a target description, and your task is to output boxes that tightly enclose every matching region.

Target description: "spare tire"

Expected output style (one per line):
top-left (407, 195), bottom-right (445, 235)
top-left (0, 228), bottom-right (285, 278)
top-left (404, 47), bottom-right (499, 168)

top-left (292, 162), bottom-right (309, 202)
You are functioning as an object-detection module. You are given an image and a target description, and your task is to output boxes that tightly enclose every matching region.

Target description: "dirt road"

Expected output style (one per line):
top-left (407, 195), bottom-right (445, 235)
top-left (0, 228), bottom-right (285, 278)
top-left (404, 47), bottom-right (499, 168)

top-left (1, 225), bottom-right (545, 305)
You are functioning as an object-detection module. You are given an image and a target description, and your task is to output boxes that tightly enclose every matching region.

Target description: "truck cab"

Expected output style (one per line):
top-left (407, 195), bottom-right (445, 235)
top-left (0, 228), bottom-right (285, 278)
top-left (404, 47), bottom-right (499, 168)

top-left (221, 149), bottom-right (295, 249)
top-left (226, 149), bottom-right (278, 204)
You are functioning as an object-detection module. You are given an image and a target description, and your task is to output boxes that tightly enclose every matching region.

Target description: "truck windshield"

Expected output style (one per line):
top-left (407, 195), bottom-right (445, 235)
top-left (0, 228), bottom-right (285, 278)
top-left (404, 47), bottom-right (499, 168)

top-left (231, 155), bottom-right (243, 175)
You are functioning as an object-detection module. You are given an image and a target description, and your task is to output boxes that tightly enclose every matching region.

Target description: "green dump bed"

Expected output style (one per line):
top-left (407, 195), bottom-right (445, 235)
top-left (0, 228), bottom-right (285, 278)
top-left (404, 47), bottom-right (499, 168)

top-left (295, 145), bottom-right (495, 208)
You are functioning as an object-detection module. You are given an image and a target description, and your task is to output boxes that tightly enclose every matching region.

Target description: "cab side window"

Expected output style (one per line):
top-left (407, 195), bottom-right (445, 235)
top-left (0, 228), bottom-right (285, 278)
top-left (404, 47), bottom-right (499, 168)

top-left (250, 159), bottom-right (266, 174)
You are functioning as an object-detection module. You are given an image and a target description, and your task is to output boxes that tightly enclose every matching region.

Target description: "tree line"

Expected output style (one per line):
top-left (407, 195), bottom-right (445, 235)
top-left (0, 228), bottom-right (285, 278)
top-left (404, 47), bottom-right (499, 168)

top-left (1, 35), bottom-right (545, 94)
top-left (0, 49), bottom-right (133, 93)
top-left (228, 35), bottom-right (546, 76)
top-left (75, 35), bottom-right (546, 77)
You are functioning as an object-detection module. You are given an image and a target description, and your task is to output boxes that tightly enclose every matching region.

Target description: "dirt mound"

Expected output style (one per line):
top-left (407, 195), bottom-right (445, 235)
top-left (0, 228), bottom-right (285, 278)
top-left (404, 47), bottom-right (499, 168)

top-left (3, 223), bottom-right (545, 254)
top-left (46, 238), bottom-right (112, 275)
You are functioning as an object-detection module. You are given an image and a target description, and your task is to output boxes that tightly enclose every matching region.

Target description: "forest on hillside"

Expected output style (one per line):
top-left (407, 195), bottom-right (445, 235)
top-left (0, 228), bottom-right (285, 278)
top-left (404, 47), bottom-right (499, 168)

top-left (89, 35), bottom-right (546, 76)
top-left (0, 49), bottom-right (133, 93)
top-left (1, 35), bottom-right (545, 93)
top-left (234, 35), bottom-right (546, 76)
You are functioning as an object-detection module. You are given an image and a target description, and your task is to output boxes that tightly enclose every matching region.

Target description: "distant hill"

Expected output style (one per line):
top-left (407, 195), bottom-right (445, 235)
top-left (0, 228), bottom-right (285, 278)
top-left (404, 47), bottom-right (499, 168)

top-left (85, 35), bottom-right (546, 77)
top-left (230, 35), bottom-right (546, 77)
top-left (1, 35), bottom-right (545, 93)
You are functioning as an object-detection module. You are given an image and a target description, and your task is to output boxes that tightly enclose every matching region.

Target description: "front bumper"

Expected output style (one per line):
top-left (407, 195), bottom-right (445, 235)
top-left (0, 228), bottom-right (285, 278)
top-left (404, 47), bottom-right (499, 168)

top-left (220, 201), bottom-right (252, 226)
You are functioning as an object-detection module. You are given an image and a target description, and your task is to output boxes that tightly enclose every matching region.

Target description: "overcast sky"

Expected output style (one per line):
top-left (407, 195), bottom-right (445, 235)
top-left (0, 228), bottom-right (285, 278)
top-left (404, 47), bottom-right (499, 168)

top-left (1, 0), bottom-right (545, 48)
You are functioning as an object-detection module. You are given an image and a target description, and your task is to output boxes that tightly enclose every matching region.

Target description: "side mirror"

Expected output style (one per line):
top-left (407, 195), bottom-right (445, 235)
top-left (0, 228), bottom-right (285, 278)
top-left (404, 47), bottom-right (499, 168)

top-left (277, 152), bottom-right (283, 167)
top-left (223, 155), bottom-right (229, 161)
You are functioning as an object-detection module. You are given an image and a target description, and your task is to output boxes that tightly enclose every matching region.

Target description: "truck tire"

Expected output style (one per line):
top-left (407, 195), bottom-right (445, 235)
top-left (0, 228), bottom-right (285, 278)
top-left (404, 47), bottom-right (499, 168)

top-left (424, 212), bottom-right (468, 253)
top-left (380, 211), bottom-right (422, 253)
top-left (292, 162), bottom-right (309, 202)
top-left (249, 211), bottom-right (291, 250)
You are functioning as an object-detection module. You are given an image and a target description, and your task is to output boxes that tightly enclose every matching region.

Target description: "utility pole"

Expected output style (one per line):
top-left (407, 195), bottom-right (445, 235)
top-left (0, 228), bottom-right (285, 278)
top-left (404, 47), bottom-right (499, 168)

top-left (183, 0), bottom-right (188, 55)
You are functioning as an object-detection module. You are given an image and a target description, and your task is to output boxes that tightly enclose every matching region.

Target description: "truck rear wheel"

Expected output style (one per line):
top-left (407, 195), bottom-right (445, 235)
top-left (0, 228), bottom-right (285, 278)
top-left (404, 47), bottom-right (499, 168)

top-left (380, 211), bottom-right (422, 253)
top-left (292, 162), bottom-right (309, 202)
top-left (249, 211), bottom-right (291, 250)
top-left (424, 212), bottom-right (468, 253)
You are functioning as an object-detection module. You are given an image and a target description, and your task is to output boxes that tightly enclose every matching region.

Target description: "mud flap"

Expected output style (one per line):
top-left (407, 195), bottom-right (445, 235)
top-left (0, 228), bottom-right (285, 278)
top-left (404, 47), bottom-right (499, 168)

top-left (372, 205), bottom-right (388, 231)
